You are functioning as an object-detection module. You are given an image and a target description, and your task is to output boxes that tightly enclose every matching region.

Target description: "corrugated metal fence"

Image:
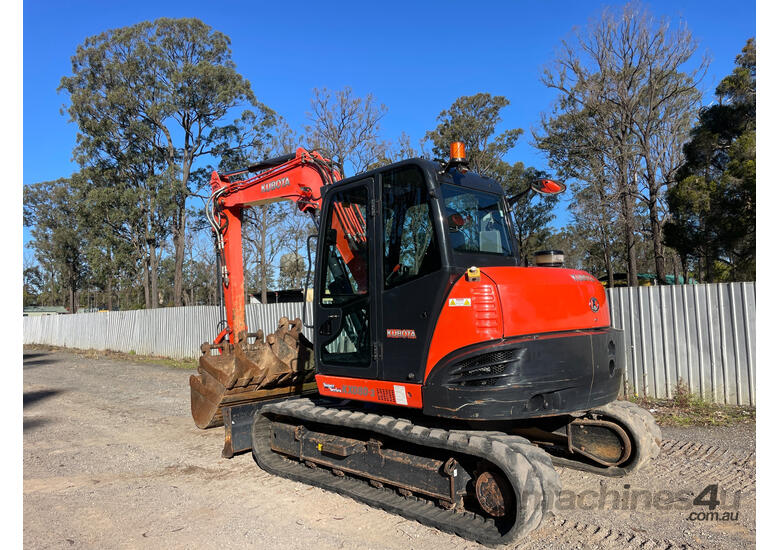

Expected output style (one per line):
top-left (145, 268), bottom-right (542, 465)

top-left (23, 303), bottom-right (314, 360)
top-left (23, 282), bottom-right (755, 405)
top-left (606, 283), bottom-right (756, 405)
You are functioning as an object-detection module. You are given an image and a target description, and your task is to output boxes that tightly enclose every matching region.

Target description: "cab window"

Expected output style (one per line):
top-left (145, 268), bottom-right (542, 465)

top-left (441, 184), bottom-right (513, 257)
top-left (382, 166), bottom-right (440, 289)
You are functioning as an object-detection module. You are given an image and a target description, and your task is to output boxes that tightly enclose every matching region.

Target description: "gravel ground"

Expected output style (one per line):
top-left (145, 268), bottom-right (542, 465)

top-left (23, 347), bottom-right (755, 549)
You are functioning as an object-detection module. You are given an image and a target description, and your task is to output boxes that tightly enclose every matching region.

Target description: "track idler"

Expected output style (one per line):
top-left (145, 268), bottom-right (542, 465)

top-left (518, 400), bottom-right (661, 476)
top-left (189, 317), bottom-right (315, 429)
top-left (568, 417), bottom-right (632, 467)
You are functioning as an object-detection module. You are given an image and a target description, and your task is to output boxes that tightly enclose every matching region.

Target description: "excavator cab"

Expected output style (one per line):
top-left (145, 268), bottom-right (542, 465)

top-left (313, 160), bottom-right (509, 386)
top-left (312, 155), bottom-right (624, 422)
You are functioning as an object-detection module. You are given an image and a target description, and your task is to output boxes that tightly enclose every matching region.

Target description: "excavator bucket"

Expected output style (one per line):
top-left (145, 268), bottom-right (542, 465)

top-left (189, 317), bottom-right (316, 429)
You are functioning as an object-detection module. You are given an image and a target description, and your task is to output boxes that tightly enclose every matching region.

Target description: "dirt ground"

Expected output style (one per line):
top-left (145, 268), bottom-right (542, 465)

top-left (23, 347), bottom-right (756, 549)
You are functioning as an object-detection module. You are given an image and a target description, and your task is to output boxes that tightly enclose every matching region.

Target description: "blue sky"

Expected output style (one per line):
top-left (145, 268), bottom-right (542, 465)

top-left (23, 0), bottom-right (756, 250)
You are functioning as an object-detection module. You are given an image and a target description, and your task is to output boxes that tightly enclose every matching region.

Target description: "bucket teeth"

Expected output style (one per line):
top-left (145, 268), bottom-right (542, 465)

top-left (190, 317), bottom-right (315, 429)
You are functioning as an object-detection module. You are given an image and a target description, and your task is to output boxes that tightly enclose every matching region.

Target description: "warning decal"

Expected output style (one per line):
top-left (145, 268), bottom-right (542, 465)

top-left (393, 385), bottom-right (408, 406)
top-left (448, 298), bottom-right (472, 307)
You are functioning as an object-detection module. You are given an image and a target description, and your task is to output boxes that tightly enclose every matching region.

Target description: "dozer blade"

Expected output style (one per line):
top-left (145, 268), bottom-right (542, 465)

top-left (189, 317), bottom-right (317, 429)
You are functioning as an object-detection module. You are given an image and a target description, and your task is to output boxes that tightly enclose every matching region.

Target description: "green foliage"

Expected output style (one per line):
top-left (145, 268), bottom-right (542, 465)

top-left (496, 162), bottom-right (559, 265)
top-left (23, 266), bottom-right (44, 306)
top-left (664, 38), bottom-right (756, 282)
top-left (59, 17), bottom-right (269, 306)
top-left (424, 93), bottom-right (522, 178)
top-left (425, 94), bottom-right (556, 260)
top-left (278, 252), bottom-right (307, 290)
top-left (23, 178), bottom-right (87, 310)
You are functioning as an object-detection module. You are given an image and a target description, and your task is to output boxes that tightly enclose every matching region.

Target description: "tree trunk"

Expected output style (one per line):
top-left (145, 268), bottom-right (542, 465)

top-left (620, 189), bottom-right (638, 286)
top-left (106, 277), bottom-right (113, 311)
top-left (644, 156), bottom-right (666, 285)
top-left (173, 208), bottom-right (185, 307)
top-left (650, 199), bottom-right (665, 284)
top-left (260, 208), bottom-right (268, 305)
top-left (617, 150), bottom-right (638, 287)
top-left (603, 240), bottom-right (615, 288)
top-left (149, 245), bottom-right (159, 309)
top-left (173, 160), bottom-right (193, 307)
top-left (142, 256), bottom-right (151, 309)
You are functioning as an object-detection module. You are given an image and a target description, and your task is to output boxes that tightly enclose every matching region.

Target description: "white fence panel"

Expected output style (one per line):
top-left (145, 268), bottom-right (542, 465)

top-left (24, 302), bottom-right (315, 361)
top-left (607, 282), bottom-right (755, 405)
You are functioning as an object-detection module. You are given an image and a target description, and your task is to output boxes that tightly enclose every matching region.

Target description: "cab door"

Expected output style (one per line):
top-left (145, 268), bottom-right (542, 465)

top-left (379, 165), bottom-right (449, 383)
top-left (314, 178), bottom-right (379, 379)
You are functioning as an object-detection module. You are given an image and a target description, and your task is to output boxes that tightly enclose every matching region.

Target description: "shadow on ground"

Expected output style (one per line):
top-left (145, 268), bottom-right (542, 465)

top-left (24, 390), bottom-right (61, 408)
top-left (23, 359), bottom-right (58, 369)
top-left (23, 353), bottom-right (58, 369)
top-left (23, 417), bottom-right (50, 432)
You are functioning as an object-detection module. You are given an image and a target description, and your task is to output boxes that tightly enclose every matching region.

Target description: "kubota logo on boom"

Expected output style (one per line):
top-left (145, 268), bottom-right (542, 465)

top-left (261, 177), bottom-right (290, 193)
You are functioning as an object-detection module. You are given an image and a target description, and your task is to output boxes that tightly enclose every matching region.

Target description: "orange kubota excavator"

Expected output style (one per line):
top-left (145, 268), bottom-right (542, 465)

top-left (189, 144), bottom-right (661, 545)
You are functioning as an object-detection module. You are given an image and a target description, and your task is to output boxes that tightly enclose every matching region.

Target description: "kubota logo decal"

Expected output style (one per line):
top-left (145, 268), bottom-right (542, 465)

top-left (261, 177), bottom-right (290, 193)
top-left (386, 329), bottom-right (416, 339)
top-left (571, 273), bottom-right (596, 282)
top-left (322, 382), bottom-right (375, 397)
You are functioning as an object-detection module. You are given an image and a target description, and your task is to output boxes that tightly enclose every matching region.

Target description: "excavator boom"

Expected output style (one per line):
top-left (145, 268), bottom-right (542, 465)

top-left (207, 147), bottom-right (340, 341)
top-left (190, 147), bottom-right (342, 429)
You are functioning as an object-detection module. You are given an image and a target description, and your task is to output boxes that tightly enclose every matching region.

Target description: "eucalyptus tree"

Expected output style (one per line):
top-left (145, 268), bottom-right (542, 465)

top-left (23, 178), bottom-right (87, 312)
top-left (305, 86), bottom-right (389, 175)
top-left (60, 17), bottom-right (267, 306)
top-left (424, 93), bottom-right (523, 178)
top-left (536, 4), bottom-right (706, 285)
top-left (425, 93), bottom-right (558, 262)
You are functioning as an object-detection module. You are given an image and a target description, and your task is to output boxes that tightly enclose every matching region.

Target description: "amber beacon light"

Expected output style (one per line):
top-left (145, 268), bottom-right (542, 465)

top-left (450, 141), bottom-right (466, 162)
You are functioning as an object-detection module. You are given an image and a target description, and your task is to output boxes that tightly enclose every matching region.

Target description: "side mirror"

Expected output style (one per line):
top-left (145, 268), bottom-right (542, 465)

top-left (507, 178), bottom-right (566, 205)
top-left (530, 179), bottom-right (566, 195)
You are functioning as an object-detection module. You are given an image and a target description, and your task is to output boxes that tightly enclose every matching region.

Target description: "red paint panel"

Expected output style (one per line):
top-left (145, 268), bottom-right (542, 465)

top-left (424, 274), bottom-right (503, 380)
top-left (315, 374), bottom-right (422, 408)
top-left (423, 267), bottom-right (611, 381)
top-left (485, 266), bottom-right (610, 337)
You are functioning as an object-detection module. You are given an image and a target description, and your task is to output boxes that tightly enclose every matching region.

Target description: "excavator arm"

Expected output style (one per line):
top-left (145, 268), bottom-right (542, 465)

top-left (191, 147), bottom-right (371, 429)
top-left (207, 147), bottom-right (341, 343)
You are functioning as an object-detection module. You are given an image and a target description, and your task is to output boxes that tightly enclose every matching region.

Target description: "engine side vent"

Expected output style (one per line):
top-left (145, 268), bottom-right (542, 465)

top-left (447, 350), bottom-right (521, 387)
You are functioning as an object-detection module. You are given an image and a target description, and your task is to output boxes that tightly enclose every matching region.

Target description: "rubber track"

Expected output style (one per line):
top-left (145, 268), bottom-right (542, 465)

top-left (548, 400), bottom-right (662, 477)
top-left (251, 397), bottom-right (561, 547)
